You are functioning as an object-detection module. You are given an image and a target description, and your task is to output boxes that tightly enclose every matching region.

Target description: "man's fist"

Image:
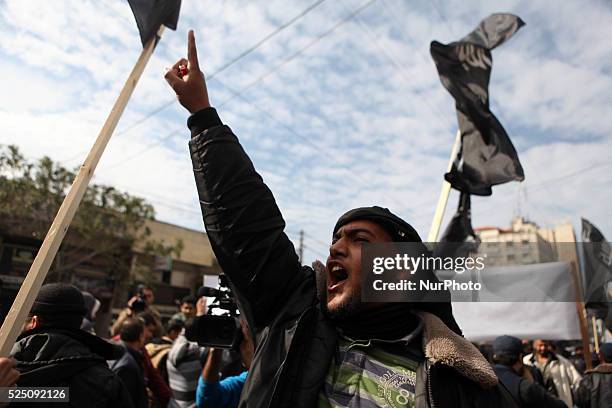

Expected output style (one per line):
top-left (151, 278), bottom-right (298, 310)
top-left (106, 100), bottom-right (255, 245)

top-left (165, 30), bottom-right (211, 113)
top-left (0, 358), bottom-right (19, 388)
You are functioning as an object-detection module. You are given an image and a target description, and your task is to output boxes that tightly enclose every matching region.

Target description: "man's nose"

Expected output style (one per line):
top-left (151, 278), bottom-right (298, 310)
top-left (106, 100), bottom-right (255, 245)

top-left (329, 237), bottom-right (347, 258)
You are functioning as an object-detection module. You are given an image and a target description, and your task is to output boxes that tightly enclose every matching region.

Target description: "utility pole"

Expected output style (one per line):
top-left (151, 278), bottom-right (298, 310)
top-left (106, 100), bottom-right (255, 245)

top-left (298, 230), bottom-right (304, 263)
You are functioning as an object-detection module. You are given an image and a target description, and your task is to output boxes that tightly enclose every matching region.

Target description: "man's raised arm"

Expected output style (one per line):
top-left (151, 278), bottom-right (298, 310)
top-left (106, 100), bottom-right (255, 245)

top-left (165, 31), bottom-right (304, 328)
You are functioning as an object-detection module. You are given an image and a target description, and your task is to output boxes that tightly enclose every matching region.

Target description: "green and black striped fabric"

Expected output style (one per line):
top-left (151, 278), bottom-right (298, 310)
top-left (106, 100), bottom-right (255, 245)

top-left (319, 338), bottom-right (420, 408)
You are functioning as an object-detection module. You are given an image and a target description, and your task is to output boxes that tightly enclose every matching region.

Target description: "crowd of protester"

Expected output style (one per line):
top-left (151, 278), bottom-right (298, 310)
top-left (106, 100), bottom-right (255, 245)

top-left (1, 281), bottom-right (609, 408)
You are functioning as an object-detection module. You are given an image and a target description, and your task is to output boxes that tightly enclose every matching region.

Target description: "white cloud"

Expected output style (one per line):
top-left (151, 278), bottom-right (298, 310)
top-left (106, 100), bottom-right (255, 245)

top-left (0, 0), bottom-right (610, 266)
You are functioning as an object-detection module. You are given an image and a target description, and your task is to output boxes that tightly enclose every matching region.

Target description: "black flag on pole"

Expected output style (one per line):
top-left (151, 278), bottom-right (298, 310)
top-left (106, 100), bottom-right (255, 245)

top-left (127, 0), bottom-right (181, 46)
top-left (431, 13), bottom-right (525, 196)
top-left (434, 193), bottom-right (480, 258)
top-left (581, 219), bottom-right (612, 314)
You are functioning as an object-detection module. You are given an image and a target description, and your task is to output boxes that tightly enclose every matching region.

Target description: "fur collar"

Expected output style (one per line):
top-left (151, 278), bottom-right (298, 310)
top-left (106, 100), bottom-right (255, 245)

top-left (417, 311), bottom-right (498, 389)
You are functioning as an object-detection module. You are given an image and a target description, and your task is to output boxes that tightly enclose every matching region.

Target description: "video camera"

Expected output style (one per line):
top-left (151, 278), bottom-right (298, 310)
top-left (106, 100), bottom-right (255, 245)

top-left (186, 274), bottom-right (242, 349)
top-left (129, 284), bottom-right (148, 313)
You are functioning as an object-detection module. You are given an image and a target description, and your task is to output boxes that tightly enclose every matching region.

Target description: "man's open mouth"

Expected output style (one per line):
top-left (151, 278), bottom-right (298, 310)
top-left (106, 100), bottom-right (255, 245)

top-left (327, 263), bottom-right (349, 292)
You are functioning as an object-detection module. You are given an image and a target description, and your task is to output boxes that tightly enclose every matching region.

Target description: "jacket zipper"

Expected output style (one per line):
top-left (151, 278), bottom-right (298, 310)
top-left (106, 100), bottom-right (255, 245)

top-left (427, 362), bottom-right (436, 408)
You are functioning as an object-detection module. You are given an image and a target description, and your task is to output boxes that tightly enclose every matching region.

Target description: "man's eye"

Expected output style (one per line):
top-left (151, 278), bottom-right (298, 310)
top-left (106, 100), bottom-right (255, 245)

top-left (355, 237), bottom-right (369, 242)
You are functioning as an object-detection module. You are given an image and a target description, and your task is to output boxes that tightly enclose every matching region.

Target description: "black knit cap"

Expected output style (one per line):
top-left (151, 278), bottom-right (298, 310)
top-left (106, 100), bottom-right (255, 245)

top-left (492, 335), bottom-right (523, 355)
top-left (333, 206), bottom-right (422, 242)
top-left (30, 283), bottom-right (86, 329)
top-left (332, 206), bottom-right (463, 335)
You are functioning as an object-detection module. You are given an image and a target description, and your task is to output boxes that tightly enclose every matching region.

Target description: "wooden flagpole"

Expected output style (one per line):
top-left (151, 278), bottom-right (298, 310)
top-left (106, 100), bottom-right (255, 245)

top-left (0, 25), bottom-right (165, 356)
top-left (570, 260), bottom-right (593, 370)
top-left (592, 316), bottom-right (600, 354)
top-left (427, 130), bottom-right (461, 242)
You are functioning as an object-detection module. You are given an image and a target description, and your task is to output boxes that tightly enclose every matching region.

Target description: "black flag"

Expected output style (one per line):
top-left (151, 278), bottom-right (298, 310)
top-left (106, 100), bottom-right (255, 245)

top-left (581, 219), bottom-right (612, 314)
top-left (128, 0), bottom-right (181, 47)
top-left (431, 13), bottom-right (525, 196)
top-left (435, 193), bottom-right (479, 258)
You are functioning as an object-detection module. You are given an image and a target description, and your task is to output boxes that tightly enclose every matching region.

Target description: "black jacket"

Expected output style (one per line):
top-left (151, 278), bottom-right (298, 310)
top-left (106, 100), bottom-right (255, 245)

top-left (575, 363), bottom-right (612, 408)
top-left (188, 108), bottom-right (517, 408)
top-left (493, 364), bottom-right (565, 408)
top-left (11, 327), bottom-right (133, 408)
top-left (110, 343), bottom-right (148, 408)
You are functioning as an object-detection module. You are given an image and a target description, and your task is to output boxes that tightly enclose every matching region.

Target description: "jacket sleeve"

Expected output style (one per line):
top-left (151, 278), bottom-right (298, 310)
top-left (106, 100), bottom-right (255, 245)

top-left (144, 348), bottom-right (172, 402)
top-left (573, 374), bottom-right (592, 408)
top-left (188, 108), bottom-right (305, 328)
top-left (196, 371), bottom-right (247, 408)
top-left (110, 308), bottom-right (130, 337)
top-left (519, 379), bottom-right (566, 408)
top-left (111, 371), bottom-right (136, 408)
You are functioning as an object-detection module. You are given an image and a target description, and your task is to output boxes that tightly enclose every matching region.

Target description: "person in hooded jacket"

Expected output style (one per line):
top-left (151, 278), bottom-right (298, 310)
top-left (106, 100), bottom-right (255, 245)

top-left (10, 283), bottom-right (132, 408)
top-left (164, 30), bottom-right (517, 408)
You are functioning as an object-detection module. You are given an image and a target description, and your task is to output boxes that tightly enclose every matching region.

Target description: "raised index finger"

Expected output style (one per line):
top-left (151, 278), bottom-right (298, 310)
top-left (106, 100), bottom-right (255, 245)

top-left (187, 30), bottom-right (200, 70)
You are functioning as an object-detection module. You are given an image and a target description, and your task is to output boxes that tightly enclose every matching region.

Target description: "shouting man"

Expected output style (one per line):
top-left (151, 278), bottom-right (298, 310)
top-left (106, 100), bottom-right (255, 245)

top-left (165, 30), bottom-right (516, 408)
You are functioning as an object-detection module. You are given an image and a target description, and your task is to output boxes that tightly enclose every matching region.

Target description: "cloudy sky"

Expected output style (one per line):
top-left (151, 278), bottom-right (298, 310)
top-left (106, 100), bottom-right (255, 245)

top-left (1, 0), bottom-right (611, 264)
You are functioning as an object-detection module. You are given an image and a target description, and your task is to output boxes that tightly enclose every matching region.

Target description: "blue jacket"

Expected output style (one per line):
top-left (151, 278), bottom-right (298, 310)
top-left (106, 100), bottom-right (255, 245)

top-left (196, 371), bottom-right (247, 408)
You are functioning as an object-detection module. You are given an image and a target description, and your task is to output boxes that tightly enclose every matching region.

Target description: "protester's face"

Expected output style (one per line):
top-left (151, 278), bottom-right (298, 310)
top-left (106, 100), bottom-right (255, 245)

top-left (143, 323), bottom-right (155, 342)
top-left (534, 340), bottom-right (551, 357)
top-left (143, 288), bottom-right (154, 305)
top-left (180, 302), bottom-right (195, 317)
top-left (168, 329), bottom-right (180, 341)
top-left (325, 220), bottom-right (392, 318)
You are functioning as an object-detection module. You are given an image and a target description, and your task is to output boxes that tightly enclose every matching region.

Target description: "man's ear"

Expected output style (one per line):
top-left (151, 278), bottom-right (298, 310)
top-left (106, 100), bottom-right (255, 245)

top-left (24, 315), bottom-right (39, 331)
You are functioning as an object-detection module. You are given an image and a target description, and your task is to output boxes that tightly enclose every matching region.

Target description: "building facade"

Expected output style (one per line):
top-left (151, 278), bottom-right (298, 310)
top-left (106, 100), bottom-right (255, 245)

top-left (475, 217), bottom-right (578, 267)
top-left (0, 218), bottom-right (221, 336)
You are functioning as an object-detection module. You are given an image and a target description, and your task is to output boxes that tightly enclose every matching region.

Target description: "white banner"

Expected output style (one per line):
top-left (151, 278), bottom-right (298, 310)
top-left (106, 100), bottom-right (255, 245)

top-left (451, 262), bottom-right (581, 341)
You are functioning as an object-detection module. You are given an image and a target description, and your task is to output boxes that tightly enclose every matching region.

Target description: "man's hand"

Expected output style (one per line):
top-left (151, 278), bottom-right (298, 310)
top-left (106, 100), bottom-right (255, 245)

top-left (196, 296), bottom-right (207, 316)
top-left (165, 30), bottom-right (211, 113)
top-left (0, 358), bottom-right (19, 387)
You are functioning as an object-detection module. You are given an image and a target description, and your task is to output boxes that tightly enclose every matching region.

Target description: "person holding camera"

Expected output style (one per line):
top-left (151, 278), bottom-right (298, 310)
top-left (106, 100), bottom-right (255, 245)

top-left (165, 31), bottom-right (516, 407)
top-left (195, 319), bottom-right (253, 408)
top-left (111, 284), bottom-right (164, 338)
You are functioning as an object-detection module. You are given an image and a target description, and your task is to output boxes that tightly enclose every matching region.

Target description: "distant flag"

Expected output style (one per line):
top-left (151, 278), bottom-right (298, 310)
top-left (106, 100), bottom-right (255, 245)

top-left (127, 0), bottom-right (182, 46)
top-left (431, 13), bottom-right (525, 196)
top-left (434, 193), bottom-right (479, 258)
top-left (581, 219), bottom-right (612, 314)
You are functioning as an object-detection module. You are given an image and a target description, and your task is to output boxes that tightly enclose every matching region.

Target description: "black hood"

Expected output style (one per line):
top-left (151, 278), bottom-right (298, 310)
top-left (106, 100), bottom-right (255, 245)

top-left (12, 327), bottom-right (124, 386)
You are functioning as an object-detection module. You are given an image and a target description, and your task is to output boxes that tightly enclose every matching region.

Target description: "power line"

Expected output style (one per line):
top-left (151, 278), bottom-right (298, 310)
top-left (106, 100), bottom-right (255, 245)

top-left (214, 76), bottom-right (409, 210)
top-left (527, 161), bottom-right (612, 192)
top-left (428, 0), bottom-right (456, 38)
top-left (409, 160), bottom-right (612, 220)
top-left (340, 0), bottom-right (455, 129)
top-left (212, 0), bottom-right (327, 77)
top-left (218, 0), bottom-right (378, 108)
top-left (103, 128), bottom-right (182, 170)
top-left (66, 0), bottom-right (330, 163)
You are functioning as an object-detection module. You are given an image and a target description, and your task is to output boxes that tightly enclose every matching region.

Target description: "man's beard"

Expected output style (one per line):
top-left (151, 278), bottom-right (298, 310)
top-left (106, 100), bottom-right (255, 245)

top-left (322, 285), bottom-right (370, 322)
top-left (314, 260), bottom-right (365, 322)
